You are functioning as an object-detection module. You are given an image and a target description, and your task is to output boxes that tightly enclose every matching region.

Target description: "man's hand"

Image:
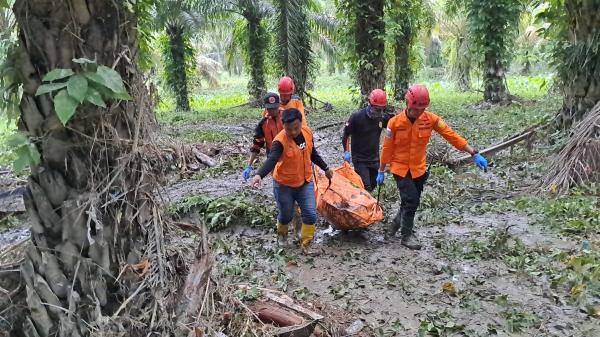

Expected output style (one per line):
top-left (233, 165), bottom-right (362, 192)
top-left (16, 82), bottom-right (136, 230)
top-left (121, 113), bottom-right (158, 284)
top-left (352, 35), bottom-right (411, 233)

top-left (473, 153), bottom-right (488, 170)
top-left (376, 171), bottom-right (385, 185)
top-left (343, 152), bottom-right (352, 163)
top-left (250, 175), bottom-right (262, 188)
top-left (242, 165), bottom-right (252, 180)
top-left (325, 169), bottom-right (334, 180)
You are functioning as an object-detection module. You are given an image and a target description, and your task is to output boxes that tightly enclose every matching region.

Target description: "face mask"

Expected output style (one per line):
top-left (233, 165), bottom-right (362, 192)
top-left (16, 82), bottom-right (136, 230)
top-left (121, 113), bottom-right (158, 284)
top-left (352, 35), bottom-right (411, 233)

top-left (367, 105), bottom-right (384, 119)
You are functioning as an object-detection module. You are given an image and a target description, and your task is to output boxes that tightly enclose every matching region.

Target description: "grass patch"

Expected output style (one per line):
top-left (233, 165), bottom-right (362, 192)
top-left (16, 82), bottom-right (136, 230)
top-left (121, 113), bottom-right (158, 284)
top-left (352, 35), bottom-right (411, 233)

top-left (178, 129), bottom-right (233, 144)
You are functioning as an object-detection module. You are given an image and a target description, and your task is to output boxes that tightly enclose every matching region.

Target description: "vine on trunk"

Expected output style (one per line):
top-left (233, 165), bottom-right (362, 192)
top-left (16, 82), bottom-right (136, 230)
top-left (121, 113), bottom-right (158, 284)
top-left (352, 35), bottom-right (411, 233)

top-left (462, 0), bottom-right (522, 103)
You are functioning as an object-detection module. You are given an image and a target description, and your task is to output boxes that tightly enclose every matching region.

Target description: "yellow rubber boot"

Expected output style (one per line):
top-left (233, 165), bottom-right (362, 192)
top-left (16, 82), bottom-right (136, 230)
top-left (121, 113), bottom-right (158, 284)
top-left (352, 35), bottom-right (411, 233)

top-left (277, 223), bottom-right (288, 246)
top-left (300, 224), bottom-right (316, 255)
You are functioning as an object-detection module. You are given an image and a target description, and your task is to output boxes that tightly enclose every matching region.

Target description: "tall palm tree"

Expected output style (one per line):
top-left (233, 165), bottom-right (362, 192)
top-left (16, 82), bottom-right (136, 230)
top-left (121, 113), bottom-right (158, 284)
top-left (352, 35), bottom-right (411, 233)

top-left (386, 0), bottom-right (432, 100)
top-left (463, 0), bottom-right (522, 103)
top-left (272, 0), bottom-right (314, 97)
top-left (10, 1), bottom-right (176, 335)
top-left (438, 7), bottom-right (472, 91)
top-left (337, 0), bottom-right (386, 102)
top-left (154, 0), bottom-right (204, 111)
top-left (200, 0), bottom-right (272, 101)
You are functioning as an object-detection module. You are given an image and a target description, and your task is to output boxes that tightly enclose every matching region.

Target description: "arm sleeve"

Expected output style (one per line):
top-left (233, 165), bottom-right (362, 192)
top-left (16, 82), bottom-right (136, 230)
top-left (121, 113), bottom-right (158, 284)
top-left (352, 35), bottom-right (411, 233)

top-left (432, 116), bottom-right (468, 151)
top-left (311, 145), bottom-right (329, 172)
top-left (256, 141), bottom-right (283, 178)
top-left (341, 114), bottom-right (354, 152)
top-left (380, 122), bottom-right (395, 165)
top-left (250, 119), bottom-right (266, 153)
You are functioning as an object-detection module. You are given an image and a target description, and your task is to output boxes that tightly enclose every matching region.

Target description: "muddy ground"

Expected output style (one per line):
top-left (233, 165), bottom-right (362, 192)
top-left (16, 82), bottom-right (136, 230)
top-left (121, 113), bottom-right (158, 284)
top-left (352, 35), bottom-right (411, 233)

top-left (1, 117), bottom-right (598, 337)
top-left (167, 120), bottom-right (599, 337)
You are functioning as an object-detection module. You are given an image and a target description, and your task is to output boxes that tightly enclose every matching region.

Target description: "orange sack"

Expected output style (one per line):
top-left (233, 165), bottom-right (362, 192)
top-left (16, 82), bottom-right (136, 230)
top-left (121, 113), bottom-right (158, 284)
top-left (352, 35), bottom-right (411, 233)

top-left (314, 162), bottom-right (384, 230)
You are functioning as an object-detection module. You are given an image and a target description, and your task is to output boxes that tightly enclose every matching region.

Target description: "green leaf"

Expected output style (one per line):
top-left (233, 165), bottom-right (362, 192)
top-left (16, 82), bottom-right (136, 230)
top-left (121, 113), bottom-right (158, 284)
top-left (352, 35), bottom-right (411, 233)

top-left (84, 71), bottom-right (106, 86)
top-left (35, 82), bottom-right (68, 96)
top-left (67, 75), bottom-right (88, 103)
top-left (28, 143), bottom-right (41, 165)
top-left (13, 147), bottom-right (32, 172)
top-left (54, 89), bottom-right (79, 125)
top-left (42, 69), bottom-right (74, 82)
top-left (72, 58), bottom-right (96, 64)
top-left (96, 65), bottom-right (127, 94)
top-left (0, 0), bottom-right (9, 9)
top-left (110, 90), bottom-right (132, 101)
top-left (7, 133), bottom-right (29, 147)
top-left (85, 87), bottom-right (106, 108)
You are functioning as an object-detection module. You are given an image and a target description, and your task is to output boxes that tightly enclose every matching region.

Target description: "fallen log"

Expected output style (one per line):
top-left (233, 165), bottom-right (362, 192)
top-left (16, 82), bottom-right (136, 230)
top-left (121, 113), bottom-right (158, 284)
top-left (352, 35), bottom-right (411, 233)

top-left (256, 303), bottom-right (304, 327)
top-left (264, 292), bottom-right (324, 321)
top-left (192, 147), bottom-right (217, 167)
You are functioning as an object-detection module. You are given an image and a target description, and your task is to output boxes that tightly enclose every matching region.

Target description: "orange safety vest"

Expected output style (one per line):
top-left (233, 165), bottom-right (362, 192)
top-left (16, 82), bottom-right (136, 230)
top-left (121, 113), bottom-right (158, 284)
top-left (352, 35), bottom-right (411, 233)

top-left (280, 96), bottom-right (308, 126)
top-left (381, 110), bottom-right (468, 178)
top-left (272, 125), bottom-right (314, 188)
top-left (261, 108), bottom-right (284, 151)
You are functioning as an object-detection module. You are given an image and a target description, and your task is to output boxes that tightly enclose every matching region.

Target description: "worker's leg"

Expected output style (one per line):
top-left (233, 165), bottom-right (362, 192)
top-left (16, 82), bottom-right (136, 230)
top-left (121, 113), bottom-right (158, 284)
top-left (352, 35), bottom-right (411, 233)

top-left (367, 164), bottom-right (379, 192)
top-left (272, 181), bottom-right (295, 244)
top-left (394, 173), bottom-right (422, 250)
top-left (353, 162), bottom-right (374, 192)
top-left (294, 181), bottom-right (317, 253)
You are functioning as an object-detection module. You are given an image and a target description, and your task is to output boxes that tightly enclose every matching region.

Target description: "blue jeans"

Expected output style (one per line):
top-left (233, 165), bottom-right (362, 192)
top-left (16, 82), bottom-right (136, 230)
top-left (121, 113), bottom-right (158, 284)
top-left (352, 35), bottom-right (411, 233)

top-left (273, 181), bottom-right (317, 225)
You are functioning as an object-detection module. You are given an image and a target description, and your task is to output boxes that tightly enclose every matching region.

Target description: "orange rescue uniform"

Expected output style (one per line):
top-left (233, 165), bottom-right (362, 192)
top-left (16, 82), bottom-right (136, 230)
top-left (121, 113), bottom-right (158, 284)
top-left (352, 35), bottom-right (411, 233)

top-left (281, 95), bottom-right (308, 126)
top-left (272, 125), bottom-right (314, 188)
top-left (381, 110), bottom-right (468, 178)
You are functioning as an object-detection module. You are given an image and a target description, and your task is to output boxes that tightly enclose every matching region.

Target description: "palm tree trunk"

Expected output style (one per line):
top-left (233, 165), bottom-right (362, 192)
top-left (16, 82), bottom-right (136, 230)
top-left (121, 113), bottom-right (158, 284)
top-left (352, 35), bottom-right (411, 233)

top-left (456, 36), bottom-right (471, 91)
top-left (356, 0), bottom-right (386, 100)
top-left (167, 24), bottom-right (191, 111)
top-left (559, 0), bottom-right (600, 128)
top-left (483, 52), bottom-right (509, 103)
top-left (246, 14), bottom-right (267, 102)
top-left (13, 1), bottom-right (168, 335)
top-left (393, 28), bottom-right (413, 101)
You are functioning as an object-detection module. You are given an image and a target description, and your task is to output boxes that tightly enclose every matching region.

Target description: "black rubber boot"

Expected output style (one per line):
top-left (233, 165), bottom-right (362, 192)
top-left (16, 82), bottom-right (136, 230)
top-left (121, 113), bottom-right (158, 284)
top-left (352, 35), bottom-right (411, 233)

top-left (400, 216), bottom-right (422, 250)
top-left (385, 211), bottom-right (403, 240)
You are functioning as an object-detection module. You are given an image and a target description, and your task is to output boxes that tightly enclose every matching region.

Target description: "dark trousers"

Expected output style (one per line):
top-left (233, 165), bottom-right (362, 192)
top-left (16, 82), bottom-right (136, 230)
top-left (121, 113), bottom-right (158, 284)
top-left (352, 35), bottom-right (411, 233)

top-left (353, 161), bottom-right (379, 192)
top-left (393, 171), bottom-right (428, 235)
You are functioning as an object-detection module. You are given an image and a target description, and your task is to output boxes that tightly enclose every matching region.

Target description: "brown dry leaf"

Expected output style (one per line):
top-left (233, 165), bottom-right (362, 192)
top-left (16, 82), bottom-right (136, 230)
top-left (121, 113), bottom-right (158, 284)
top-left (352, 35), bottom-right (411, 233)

top-left (131, 258), bottom-right (150, 277)
top-left (442, 282), bottom-right (458, 296)
top-left (194, 327), bottom-right (204, 337)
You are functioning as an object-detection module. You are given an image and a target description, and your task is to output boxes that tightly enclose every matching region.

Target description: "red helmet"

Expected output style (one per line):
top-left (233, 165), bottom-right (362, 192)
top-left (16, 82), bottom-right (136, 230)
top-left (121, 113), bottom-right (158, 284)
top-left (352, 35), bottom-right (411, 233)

top-left (278, 76), bottom-right (295, 95)
top-left (405, 84), bottom-right (430, 109)
top-left (368, 89), bottom-right (387, 108)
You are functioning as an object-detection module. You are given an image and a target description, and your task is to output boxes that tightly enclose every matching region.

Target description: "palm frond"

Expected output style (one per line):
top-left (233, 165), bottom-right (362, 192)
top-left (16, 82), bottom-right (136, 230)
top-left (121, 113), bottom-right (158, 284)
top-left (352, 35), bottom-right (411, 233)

top-left (272, 0), bottom-right (314, 95)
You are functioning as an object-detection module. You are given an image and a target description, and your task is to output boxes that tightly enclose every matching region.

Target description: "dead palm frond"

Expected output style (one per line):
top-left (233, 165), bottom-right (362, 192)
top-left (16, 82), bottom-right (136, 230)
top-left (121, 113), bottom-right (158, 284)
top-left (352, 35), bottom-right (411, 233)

top-left (541, 102), bottom-right (600, 193)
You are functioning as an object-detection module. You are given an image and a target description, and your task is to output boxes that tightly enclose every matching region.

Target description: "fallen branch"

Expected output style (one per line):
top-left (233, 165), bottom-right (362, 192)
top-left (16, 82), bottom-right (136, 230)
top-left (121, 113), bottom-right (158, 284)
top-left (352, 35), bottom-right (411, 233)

top-left (448, 129), bottom-right (537, 166)
top-left (192, 147), bottom-right (217, 167)
top-left (315, 121), bottom-right (345, 131)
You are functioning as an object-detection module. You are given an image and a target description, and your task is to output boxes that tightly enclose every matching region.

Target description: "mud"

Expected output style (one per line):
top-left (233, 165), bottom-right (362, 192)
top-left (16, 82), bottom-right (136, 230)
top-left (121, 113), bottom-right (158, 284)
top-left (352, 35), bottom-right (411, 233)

top-left (182, 122), bottom-right (598, 336)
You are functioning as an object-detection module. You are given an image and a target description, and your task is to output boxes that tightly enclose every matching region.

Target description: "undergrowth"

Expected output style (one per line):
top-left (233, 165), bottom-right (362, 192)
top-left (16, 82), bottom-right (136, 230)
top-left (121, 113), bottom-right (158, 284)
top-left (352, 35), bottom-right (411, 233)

top-left (168, 192), bottom-right (275, 231)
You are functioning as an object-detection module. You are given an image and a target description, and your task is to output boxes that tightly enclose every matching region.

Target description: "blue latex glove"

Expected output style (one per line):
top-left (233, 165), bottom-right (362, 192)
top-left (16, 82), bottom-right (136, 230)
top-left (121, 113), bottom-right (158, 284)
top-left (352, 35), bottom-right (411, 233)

top-left (343, 152), bottom-right (352, 162)
top-left (473, 153), bottom-right (488, 170)
top-left (242, 165), bottom-right (252, 180)
top-left (376, 171), bottom-right (385, 185)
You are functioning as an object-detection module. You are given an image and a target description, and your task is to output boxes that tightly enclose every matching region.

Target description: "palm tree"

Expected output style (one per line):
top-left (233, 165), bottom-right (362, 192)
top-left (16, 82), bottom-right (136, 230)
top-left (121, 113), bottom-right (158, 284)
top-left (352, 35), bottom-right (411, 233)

top-left (154, 0), bottom-right (204, 111)
top-left (272, 0), bottom-right (314, 97)
top-left (10, 1), bottom-right (175, 335)
top-left (386, 0), bottom-right (432, 100)
top-left (438, 7), bottom-right (471, 91)
top-left (200, 0), bottom-right (272, 101)
top-left (337, 0), bottom-right (386, 102)
top-left (463, 0), bottom-right (522, 103)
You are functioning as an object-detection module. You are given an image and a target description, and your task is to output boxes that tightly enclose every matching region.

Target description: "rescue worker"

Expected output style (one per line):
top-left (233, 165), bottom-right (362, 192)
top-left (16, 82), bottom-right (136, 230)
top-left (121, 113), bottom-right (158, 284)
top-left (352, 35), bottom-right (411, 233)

top-left (278, 76), bottom-right (305, 116)
top-left (250, 108), bottom-right (333, 254)
top-left (377, 84), bottom-right (488, 250)
top-left (342, 89), bottom-right (391, 191)
top-left (242, 92), bottom-right (283, 180)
